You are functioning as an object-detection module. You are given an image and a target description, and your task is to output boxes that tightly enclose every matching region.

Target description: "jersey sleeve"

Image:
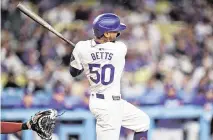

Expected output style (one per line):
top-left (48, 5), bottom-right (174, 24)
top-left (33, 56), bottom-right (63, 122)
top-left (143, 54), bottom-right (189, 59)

top-left (119, 41), bottom-right (127, 56)
top-left (124, 43), bottom-right (127, 56)
top-left (70, 42), bottom-right (83, 70)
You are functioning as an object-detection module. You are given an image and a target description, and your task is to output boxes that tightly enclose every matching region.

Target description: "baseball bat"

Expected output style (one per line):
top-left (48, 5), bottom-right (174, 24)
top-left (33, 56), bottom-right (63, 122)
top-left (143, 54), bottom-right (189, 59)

top-left (17, 3), bottom-right (75, 47)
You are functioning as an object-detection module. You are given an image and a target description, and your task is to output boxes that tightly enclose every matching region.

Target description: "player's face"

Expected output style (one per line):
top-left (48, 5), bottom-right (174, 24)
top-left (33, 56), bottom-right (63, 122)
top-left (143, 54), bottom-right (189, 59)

top-left (104, 31), bottom-right (119, 41)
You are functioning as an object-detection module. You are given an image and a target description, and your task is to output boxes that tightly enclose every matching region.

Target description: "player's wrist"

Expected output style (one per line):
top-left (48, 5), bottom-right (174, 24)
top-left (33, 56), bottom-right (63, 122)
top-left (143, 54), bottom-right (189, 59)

top-left (22, 121), bottom-right (31, 130)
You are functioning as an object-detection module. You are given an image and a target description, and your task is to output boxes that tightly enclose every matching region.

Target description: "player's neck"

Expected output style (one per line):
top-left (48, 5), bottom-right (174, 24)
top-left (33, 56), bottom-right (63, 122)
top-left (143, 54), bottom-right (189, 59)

top-left (95, 37), bottom-right (113, 44)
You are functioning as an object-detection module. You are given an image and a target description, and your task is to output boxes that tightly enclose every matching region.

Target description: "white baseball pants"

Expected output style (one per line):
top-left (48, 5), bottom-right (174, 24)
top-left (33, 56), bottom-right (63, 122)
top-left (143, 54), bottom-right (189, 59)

top-left (89, 95), bottom-right (150, 140)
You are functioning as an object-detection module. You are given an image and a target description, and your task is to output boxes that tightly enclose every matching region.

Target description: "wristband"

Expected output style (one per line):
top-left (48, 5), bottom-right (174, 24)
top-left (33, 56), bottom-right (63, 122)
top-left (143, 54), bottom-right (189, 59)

top-left (22, 122), bottom-right (29, 130)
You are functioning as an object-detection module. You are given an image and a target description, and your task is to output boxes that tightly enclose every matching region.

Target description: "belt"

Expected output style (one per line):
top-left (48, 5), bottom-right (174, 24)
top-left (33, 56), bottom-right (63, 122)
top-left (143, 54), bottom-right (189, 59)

top-left (91, 93), bottom-right (121, 101)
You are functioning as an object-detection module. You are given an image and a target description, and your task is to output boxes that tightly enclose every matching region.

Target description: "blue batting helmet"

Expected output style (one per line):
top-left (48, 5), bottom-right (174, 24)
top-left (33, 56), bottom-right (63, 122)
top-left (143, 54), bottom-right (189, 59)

top-left (93, 13), bottom-right (126, 38)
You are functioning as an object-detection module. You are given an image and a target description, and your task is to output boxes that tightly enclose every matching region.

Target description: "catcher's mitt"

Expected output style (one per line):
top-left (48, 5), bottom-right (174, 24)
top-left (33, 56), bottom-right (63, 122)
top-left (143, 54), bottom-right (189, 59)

top-left (29, 109), bottom-right (58, 140)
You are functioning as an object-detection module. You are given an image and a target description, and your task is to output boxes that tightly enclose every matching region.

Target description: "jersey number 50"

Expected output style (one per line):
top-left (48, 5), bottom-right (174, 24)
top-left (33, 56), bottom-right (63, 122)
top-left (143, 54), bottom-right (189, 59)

top-left (88, 64), bottom-right (115, 85)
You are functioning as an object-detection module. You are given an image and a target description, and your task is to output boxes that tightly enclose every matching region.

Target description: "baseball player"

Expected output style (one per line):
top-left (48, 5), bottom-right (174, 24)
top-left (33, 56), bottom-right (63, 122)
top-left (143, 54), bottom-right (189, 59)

top-left (70, 13), bottom-right (150, 140)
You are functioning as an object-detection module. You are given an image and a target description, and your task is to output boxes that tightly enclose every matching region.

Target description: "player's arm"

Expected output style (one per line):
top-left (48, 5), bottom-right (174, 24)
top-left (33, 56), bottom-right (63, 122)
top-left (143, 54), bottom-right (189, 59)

top-left (0, 122), bottom-right (30, 134)
top-left (69, 54), bottom-right (84, 77)
top-left (1, 109), bottom-right (57, 139)
top-left (69, 43), bottom-right (84, 77)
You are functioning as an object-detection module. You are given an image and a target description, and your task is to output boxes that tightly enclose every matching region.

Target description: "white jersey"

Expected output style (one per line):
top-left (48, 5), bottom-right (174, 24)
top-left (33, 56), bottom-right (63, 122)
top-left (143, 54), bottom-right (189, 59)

top-left (70, 39), bottom-right (127, 95)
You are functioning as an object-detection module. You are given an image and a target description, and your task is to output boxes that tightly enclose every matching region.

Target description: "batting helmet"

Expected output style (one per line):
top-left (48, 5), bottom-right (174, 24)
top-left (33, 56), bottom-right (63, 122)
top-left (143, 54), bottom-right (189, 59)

top-left (93, 13), bottom-right (126, 38)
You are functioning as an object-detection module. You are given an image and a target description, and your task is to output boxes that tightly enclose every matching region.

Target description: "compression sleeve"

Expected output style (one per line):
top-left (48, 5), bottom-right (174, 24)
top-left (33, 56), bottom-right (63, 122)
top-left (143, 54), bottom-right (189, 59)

top-left (0, 122), bottom-right (23, 134)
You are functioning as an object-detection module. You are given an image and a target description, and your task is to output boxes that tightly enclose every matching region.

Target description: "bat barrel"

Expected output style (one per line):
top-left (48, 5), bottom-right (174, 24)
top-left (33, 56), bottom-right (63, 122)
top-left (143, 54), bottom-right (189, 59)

top-left (17, 3), bottom-right (75, 47)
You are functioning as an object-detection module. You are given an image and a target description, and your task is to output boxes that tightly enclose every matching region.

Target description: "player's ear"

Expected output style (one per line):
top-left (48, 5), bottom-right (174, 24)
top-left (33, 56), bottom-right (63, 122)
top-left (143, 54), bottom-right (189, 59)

top-left (104, 32), bottom-right (110, 38)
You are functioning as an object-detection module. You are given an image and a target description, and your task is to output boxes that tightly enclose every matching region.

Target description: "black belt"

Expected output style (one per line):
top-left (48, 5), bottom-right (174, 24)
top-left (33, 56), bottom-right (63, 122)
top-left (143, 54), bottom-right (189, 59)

top-left (92, 93), bottom-right (121, 101)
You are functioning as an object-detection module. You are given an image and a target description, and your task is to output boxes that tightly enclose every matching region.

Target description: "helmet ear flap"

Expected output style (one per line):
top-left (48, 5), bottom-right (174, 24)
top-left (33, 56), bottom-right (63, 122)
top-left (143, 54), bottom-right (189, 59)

top-left (93, 29), bottom-right (104, 38)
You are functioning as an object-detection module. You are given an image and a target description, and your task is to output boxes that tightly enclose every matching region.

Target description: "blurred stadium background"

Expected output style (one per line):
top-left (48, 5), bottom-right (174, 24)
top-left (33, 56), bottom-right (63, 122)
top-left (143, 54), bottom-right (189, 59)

top-left (1, 0), bottom-right (213, 140)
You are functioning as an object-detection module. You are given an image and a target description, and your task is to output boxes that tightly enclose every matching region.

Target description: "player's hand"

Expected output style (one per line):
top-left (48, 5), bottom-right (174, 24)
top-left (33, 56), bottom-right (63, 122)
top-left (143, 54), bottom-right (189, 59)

top-left (28, 109), bottom-right (58, 140)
